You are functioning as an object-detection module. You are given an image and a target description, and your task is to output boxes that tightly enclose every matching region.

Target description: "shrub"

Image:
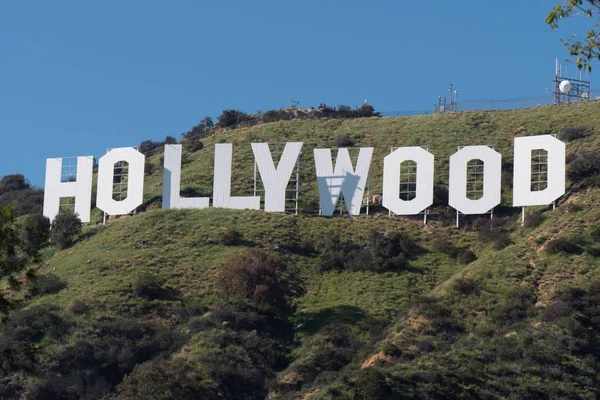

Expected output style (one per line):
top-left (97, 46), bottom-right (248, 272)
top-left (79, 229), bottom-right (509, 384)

top-left (524, 209), bottom-right (544, 228)
top-left (542, 301), bottom-right (572, 322)
top-left (281, 325), bottom-right (361, 390)
top-left (262, 109), bottom-right (291, 123)
top-left (586, 224), bottom-right (600, 242)
top-left (335, 134), bottom-right (355, 147)
top-left (133, 274), bottom-right (166, 300)
top-left (144, 161), bottom-right (155, 175)
top-left (2, 304), bottom-right (70, 343)
top-left (115, 359), bottom-right (215, 400)
top-left (29, 273), bottom-right (67, 296)
top-left (363, 230), bottom-right (420, 269)
top-left (545, 236), bottom-right (584, 255)
top-left (186, 139), bottom-right (204, 152)
top-left (138, 140), bottom-right (162, 154)
top-left (355, 368), bottom-right (391, 399)
top-left (567, 152), bottom-right (600, 182)
top-left (164, 135), bottom-right (177, 145)
top-left (50, 212), bottom-right (82, 249)
top-left (26, 380), bottom-right (79, 400)
top-left (489, 286), bottom-right (536, 325)
top-left (477, 218), bottom-right (511, 250)
top-left (317, 230), bottom-right (420, 273)
top-left (316, 232), bottom-right (360, 271)
top-left (18, 213), bottom-right (50, 254)
top-left (219, 228), bottom-right (242, 245)
top-left (0, 174), bottom-right (44, 216)
top-left (559, 126), bottom-right (591, 141)
top-left (43, 317), bottom-right (185, 398)
top-left (70, 299), bottom-right (90, 315)
top-left (217, 248), bottom-right (303, 314)
top-left (430, 236), bottom-right (459, 257)
top-left (458, 249), bottom-right (477, 264)
top-left (451, 278), bottom-right (480, 296)
top-left (217, 109), bottom-right (253, 128)
top-left (182, 116), bottom-right (214, 140)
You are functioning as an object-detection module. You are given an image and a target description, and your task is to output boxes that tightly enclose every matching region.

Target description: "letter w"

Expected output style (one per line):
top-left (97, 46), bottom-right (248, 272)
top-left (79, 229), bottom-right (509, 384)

top-left (314, 148), bottom-right (373, 216)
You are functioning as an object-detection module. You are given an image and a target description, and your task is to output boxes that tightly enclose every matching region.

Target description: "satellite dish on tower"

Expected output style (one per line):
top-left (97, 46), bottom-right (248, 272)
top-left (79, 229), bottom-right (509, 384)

top-left (559, 80), bottom-right (572, 93)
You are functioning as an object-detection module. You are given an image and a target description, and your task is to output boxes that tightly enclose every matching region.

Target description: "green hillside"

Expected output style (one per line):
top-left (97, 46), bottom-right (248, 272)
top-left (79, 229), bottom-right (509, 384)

top-left (3, 101), bottom-right (600, 399)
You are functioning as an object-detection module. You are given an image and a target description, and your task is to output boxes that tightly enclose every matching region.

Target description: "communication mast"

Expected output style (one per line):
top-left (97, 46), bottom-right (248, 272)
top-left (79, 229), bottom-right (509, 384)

top-left (553, 58), bottom-right (591, 105)
top-left (435, 84), bottom-right (459, 113)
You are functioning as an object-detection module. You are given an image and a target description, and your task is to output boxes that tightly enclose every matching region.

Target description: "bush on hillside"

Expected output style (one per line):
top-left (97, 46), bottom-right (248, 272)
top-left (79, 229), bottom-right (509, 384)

top-left (0, 305), bottom-right (71, 376)
top-left (50, 212), bottom-right (82, 249)
top-left (138, 140), bottom-right (161, 154)
top-left (0, 174), bottom-right (44, 216)
top-left (38, 317), bottom-right (185, 399)
top-left (217, 248), bottom-right (303, 314)
top-left (451, 278), bottom-right (480, 296)
top-left (144, 161), bottom-right (155, 175)
top-left (545, 236), bottom-right (584, 255)
top-left (18, 213), bottom-right (50, 254)
top-left (0, 174), bottom-right (30, 194)
top-left (261, 109), bottom-right (291, 123)
top-left (586, 224), bottom-right (600, 242)
top-left (559, 126), bottom-right (591, 141)
top-left (115, 359), bottom-right (215, 400)
top-left (317, 230), bottom-right (421, 272)
top-left (219, 228), bottom-right (242, 245)
top-left (489, 286), bottom-right (536, 325)
top-left (458, 249), bottom-right (477, 264)
top-left (316, 232), bottom-right (360, 271)
top-left (567, 152), bottom-right (600, 183)
top-left (133, 274), bottom-right (168, 300)
top-left (182, 116), bottom-right (214, 140)
top-left (186, 139), bottom-right (204, 152)
top-left (524, 208), bottom-right (544, 228)
top-left (29, 273), bottom-right (67, 296)
top-left (164, 135), bottom-right (177, 145)
top-left (217, 109), bottom-right (253, 128)
top-left (477, 217), bottom-right (511, 250)
top-left (335, 134), bottom-right (356, 147)
top-left (430, 236), bottom-right (460, 258)
top-left (275, 325), bottom-right (362, 394)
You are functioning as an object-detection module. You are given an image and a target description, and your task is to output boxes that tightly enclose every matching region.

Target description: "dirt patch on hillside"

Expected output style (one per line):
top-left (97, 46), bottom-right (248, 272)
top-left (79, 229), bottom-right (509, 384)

top-left (301, 388), bottom-right (320, 399)
top-left (361, 351), bottom-right (392, 369)
top-left (536, 273), bottom-right (562, 307)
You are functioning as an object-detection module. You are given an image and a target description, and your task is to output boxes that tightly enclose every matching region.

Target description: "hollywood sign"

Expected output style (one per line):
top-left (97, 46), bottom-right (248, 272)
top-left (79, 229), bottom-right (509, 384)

top-left (42, 135), bottom-right (565, 223)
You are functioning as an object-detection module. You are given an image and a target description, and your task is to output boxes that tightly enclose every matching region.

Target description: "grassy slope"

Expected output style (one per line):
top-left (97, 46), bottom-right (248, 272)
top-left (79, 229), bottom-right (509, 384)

top-left (18, 100), bottom-right (600, 398)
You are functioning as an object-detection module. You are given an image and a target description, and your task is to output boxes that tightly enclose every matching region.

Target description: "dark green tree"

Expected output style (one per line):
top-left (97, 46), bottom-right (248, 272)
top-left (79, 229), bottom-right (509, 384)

top-left (546, 0), bottom-right (600, 71)
top-left (50, 212), bottom-right (82, 250)
top-left (0, 204), bottom-right (42, 313)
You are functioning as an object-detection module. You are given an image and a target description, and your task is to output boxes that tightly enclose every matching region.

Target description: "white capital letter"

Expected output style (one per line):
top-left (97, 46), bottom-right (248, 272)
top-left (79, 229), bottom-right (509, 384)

top-left (163, 144), bottom-right (209, 209)
top-left (382, 147), bottom-right (434, 215)
top-left (513, 135), bottom-right (565, 207)
top-left (449, 146), bottom-right (501, 215)
top-left (252, 142), bottom-right (302, 212)
top-left (213, 143), bottom-right (260, 210)
top-left (314, 147), bottom-right (373, 216)
top-left (43, 156), bottom-right (93, 223)
top-left (96, 147), bottom-right (145, 216)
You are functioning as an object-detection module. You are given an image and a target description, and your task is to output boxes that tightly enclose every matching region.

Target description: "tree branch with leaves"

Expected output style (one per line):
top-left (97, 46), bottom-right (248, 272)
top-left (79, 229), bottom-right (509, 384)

top-left (547, 0), bottom-right (600, 71)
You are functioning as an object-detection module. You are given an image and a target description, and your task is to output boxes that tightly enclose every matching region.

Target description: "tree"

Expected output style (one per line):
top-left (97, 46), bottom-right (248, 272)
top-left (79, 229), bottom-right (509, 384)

top-left (0, 204), bottom-right (41, 313)
top-left (50, 212), bottom-right (82, 249)
top-left (546, 0), bottom-right (600, 71)
top-left (201, 116), bottom-right (214, 129)
top-left (217, 248), bottom-right (304, 314)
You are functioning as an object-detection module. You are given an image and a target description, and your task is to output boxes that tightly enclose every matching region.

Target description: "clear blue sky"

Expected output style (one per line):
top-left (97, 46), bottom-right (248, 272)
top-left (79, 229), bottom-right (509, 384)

top-left (0, 1), bottom-right (593, 186)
